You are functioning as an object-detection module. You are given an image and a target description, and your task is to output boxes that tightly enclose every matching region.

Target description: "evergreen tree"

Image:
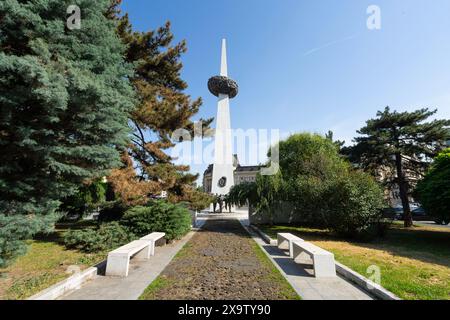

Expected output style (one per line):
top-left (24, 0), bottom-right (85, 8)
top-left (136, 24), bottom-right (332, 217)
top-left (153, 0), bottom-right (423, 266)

top-left (345, 107), bottom-right (449, 227)
top-left (325, 130), bottom-right (345, 151)
top-left (416, 148), bottom-right (450, 225)
top-left (0, 0), bottom-right (135, 266)
top-left (107, 2), bottom-right (212, 208)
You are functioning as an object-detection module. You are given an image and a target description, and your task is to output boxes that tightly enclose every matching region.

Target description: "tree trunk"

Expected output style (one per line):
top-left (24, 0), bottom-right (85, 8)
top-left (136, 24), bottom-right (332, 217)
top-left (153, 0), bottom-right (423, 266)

top-left (395, 153), bottom-right (413, 227)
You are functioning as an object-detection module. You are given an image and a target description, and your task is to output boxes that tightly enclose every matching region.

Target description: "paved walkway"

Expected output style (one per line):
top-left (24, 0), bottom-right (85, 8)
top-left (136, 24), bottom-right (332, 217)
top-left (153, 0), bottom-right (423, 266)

top-left (238, 218), bottom-right (374, 300)
top-left (60, 211), bottom-right (374, 300)
top-left (61, 231), bottom-right (196, 300)
top-left (140, 219), bottom-right (299, 300)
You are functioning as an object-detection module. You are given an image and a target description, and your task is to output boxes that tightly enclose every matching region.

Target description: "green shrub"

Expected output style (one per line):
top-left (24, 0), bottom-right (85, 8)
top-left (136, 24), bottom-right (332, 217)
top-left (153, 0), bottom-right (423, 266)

top-left (120, 201), bottom-right (192, 241)
top-left (416, 148), bottom-right (450, 224)
top-left (63, 222), bottom-right (134, 253)
top-left (63, 200), bottom-right (192, 252)
top-left (277, 133), bottom-right (346, 180)
top-left (184, 187), bottom-right (214, 211)
top-left (227, 182), bottom-right (258, 207)
top-left (97, 202), bottom-right (128, 223)
top-left (243, 133), bottom-right (386, 240)
top-left (59, 180), bottom-right (108, 219)
top-left (323, 171), bottom-right (386, 239)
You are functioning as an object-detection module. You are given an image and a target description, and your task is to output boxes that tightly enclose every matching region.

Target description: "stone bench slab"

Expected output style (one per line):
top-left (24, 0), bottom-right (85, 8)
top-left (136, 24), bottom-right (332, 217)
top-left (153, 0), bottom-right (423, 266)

top-left (292, 240), bottom-right (336, 278)
top-left (277, 233), bottom-right (304, 258)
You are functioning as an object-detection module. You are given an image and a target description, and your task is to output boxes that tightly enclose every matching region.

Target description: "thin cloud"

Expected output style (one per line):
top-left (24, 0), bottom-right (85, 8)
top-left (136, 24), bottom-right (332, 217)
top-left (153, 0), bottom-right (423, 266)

top-left (303, 32), bottom-right (361, 57)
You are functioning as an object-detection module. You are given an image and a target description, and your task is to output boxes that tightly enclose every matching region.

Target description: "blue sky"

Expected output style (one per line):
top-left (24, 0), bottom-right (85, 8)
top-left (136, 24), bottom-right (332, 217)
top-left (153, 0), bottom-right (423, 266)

top-left (121, 0), bottom-right (450, 183)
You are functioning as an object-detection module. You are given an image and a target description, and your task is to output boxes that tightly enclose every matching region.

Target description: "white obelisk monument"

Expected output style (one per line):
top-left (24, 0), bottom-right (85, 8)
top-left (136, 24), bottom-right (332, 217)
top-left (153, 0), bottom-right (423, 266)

top-left (208, 39), bottom-right (239, 196)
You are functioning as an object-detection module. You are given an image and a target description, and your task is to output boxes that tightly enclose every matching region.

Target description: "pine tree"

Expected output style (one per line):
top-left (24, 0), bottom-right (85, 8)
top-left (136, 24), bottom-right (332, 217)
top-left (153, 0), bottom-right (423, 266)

top-left (0, 0), bottom-right (135, 266)
top-left (325, 130), bottom-right (345, 151)
top-left (107, 2), bottom-right (213, 208)
top-left (344, 107), bottom-right (449, 227)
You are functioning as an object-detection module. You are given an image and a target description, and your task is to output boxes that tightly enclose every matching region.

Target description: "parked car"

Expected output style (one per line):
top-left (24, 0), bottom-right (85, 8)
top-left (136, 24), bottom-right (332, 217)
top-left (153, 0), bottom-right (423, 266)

top-left (434, 216), bottom-right (450, 225)
top-left (393, 206), bottom-right (434, 222)
top-left (382, 206), bottom-right (403, 220)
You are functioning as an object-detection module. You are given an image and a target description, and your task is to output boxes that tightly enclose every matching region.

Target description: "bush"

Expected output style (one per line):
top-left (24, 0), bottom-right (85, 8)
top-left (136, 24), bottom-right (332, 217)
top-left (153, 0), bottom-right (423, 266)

top-left (181, 187), bottom-right (214, 211)
top-left (277, 133), bottom-right (346, 180)
top-left (120, 201), bottom-right (192, 241)
top-left (322, 171), bottom-right (386, 239)
top-left (63, 222), bottom-right (134, 253)
top-left (243, 133), bottom-right (386, 240)
top-left (63, 200), bottom-right (193, 252)
top-left (59, 180), bottom-right (108, 220)
top-left (97, 202), bottom-right (128, 223)
top-left (227, 182), bottom-right (258, 207)
top-left (416, 148), bottom-right (450, 224)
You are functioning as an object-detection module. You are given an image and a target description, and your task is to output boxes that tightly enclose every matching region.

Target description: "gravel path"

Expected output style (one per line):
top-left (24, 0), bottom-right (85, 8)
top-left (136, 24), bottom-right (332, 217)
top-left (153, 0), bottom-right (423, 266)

top-left (140, 219), bottom-right (299, 300)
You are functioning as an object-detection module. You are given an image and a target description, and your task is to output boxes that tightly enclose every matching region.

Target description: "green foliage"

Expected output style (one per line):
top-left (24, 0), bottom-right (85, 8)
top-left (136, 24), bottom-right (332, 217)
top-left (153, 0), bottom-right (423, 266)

top-left (343, 107), bottom-right (450, 227)
top-left (183, 187), bottom-right (214, 211)
top-left (227, 182), bottom-right (257, 207)
top-left (63, 201), bottom-right (193, 253)
top-left (267, 133), bottom-right (349, 225)
top-left (63, 222), bottom-right (133, 253)
top-left (97, 202), bottom-right (128, 223)
top-left (0, 0), bottom-right (135, 266)
top-left (60, 180), bottom-right (108, 218)
top-left (245, 133), bottom-right (386, 240)
top-left (121, 201), bottom-right (192, 241)
top-left (322, 171), bottom-right (386, 239)
top-left (0, 212), bottom-right (59, 267)
top-left (107, 2), bottom-right (213, 206)
top-left (416, 148), bottom-right (450, 223)
top-left (277, 133), bottom-right (346, 180)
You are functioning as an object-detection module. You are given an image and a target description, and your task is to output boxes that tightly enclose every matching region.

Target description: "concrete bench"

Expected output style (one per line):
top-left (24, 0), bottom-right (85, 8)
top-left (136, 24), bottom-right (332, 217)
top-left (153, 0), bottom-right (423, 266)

top-left (292, 240), bottom-right (336, 278)
top-left (140, 232), bottom-right (166, 256)
top-left (277, 233), bottom-right (304, 258)
top-left (105, 240), bottom-right (152, 277)
top-left (105, 232), bottom-right (166, 277)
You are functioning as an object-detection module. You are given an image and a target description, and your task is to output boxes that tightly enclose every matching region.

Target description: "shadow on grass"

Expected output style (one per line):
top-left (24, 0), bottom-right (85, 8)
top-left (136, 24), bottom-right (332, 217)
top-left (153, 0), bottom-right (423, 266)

top-left (258, 224), bottom-right (450, 268)
top-left (32, 220), bottom-right (99, 245)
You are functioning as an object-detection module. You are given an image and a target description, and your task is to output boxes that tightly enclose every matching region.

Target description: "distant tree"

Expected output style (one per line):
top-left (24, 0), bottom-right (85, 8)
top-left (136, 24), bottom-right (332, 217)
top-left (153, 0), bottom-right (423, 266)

top-left (345, 107), bottom-right (449, 227)
top-left (325, 130), bottom-right (345, 151)
top-left (227, 182), bottom-right (258, 208)
top-left (416, 148), bottom-right (450, 225)
top-left (60, 179), bottom-right (108, 219)
top-left (0, 0), bottom-right (135, 266)
top-left (247, 133), bottom-right (385, 238)
top-left (107, 1), bottom-right (213, 208)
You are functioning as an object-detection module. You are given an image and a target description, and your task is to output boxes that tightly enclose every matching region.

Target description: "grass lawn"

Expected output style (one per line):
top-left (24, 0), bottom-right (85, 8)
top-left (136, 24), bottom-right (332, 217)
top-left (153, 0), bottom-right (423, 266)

top-left (259, 223), bottom-right (450, 300)
top-left (0, 222), bottom-right (105, 300)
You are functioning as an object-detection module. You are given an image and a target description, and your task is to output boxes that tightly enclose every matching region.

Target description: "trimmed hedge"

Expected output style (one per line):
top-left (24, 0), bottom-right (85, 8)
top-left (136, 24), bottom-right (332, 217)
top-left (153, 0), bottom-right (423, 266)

top-left (63, 222), bottom-right (134, 253)
top-left (63, 200), bottom-right (192, 252)
top-left (120, 201), bottom-right (192, 241)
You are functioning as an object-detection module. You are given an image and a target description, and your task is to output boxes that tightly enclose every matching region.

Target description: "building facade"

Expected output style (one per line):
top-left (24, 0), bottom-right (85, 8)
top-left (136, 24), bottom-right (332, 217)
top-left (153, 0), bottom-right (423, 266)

top-left (203, 155), bottom-right (262, 194)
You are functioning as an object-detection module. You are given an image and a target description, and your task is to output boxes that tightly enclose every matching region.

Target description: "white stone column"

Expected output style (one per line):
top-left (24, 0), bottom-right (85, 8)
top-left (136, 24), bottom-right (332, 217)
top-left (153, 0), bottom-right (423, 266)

top-left (211, 39), bottom-right (235, 196)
